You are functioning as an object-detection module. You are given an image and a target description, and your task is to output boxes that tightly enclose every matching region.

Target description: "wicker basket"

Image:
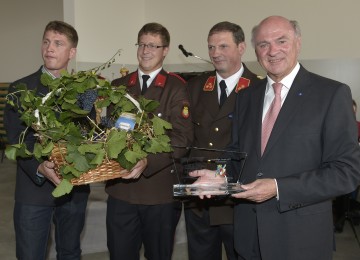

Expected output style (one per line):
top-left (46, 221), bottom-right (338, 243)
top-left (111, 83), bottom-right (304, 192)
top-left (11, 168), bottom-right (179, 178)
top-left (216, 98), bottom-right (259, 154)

top-left (49, 144), bottom-right (128, 185)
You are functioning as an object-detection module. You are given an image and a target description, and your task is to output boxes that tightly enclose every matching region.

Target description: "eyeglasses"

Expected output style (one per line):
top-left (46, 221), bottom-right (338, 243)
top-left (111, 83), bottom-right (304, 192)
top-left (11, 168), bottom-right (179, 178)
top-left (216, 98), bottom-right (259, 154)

top-left (135, 43), bottom-right (167, 51)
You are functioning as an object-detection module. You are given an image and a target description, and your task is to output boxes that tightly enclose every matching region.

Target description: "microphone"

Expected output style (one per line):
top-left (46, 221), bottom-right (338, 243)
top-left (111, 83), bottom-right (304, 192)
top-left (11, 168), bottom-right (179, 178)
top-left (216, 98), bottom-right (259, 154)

top-left (178, 44), bottom-right (189, 57)
top-left (177, 45), bottom-right (212, 64)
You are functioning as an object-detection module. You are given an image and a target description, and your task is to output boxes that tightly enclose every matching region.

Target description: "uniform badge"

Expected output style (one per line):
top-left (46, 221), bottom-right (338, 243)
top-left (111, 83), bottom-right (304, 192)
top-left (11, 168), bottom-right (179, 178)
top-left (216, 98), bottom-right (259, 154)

top-left (154, 74), bottom-right (166, 88)
top-left (128, 73), bottom-right (137, 86)
top-left (235, 77), bottom-right (251, 93)
top-left (203, 76), bottom-right (216, 91)
top-left (181, 102), bottom-right (190, 119)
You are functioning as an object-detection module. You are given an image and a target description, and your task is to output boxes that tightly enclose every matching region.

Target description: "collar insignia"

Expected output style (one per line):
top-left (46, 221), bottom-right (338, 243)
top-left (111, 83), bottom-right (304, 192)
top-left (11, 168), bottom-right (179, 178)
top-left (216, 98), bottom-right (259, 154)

top-left (128, 72), bottom-right (138, 87)
top-left (154, 74), bottom-right (166, 88)
top-left (203, 76), bottom-right (216, 91)
top-left (235, 77), bottom-right (251, 93)
top-left (127, 71), bottom-right (167, 88)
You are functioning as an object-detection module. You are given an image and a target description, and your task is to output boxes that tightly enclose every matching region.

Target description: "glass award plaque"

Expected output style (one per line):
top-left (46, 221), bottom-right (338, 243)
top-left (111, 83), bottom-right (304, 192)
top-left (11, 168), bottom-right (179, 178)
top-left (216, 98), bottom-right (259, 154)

top-left (173, 182), bottom-right (244, 197)
top-left (172, 146), bottom-right (247, 197)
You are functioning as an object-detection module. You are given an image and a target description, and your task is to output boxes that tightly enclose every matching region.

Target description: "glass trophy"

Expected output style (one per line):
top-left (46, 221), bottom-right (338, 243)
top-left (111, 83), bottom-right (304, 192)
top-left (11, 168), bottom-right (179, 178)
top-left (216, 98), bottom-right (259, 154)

top-left (173, 182), bottom-right (245, 196)
top-left (172, 147), bottom-right (247, 197)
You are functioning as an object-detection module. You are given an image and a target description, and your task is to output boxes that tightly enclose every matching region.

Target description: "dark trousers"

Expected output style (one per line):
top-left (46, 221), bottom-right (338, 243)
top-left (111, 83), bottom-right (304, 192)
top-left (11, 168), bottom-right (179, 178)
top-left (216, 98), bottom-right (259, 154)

top-left (13, 196), bottom-right (88, 260)
top-left (106, 196), bottom-right (181, 260)
top-left (184, 207), bottom-right (237, 260)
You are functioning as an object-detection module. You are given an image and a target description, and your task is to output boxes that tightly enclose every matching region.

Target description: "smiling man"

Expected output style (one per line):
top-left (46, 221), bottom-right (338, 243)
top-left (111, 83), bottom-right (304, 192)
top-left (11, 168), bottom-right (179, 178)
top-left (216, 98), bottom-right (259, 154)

top-left (106, 22), bottom-right (193, 260)
top-left (190, 16), bottom-right (360, 260)
top-left (184, 21), bottom-right (260, 260)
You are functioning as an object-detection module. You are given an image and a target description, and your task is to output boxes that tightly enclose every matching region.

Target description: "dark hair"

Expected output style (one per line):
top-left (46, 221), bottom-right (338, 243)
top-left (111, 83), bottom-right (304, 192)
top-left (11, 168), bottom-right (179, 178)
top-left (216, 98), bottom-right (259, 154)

top-left (208, 21), bottom-right (245, 45)
top-left (43, 21), bottom-right (78, 47)
top-left (137, 22), bottom-right (170, 47)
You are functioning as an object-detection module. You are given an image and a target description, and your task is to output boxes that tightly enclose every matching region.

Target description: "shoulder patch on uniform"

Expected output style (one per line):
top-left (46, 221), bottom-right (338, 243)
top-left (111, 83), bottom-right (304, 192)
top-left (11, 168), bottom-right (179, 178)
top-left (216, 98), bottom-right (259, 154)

top-left (181, 102), bottom-right (190, 119)
top-left (203, 76), bottom-right (216, 91)
top-left (235, 77), bottom-right (251, 93)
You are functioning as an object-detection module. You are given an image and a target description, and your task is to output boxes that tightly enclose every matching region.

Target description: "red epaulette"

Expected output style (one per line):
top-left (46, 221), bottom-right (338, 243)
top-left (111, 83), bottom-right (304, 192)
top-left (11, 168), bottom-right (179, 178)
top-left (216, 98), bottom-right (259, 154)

top-left (203, 76), bottom-right (216, 91)
top-left (167, 72), bottom-right (186, 84)
top-left (127, 72), bottom-right (138, 87)
top-left (235, 77), bottom-right (251, 93)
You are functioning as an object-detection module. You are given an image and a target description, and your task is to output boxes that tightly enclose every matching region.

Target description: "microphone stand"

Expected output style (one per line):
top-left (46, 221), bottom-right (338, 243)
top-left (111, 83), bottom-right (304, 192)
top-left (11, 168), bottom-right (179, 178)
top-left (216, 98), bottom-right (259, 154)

top-left (188, 53), bottom-right (213, 64)
top-left (178, 45), bottom-right (213, 64)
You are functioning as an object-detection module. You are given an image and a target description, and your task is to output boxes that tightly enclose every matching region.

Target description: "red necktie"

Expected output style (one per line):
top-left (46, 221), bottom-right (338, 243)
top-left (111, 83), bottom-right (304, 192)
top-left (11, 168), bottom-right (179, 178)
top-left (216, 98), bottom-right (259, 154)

top-left (261, 82), bottom-right (283, 155)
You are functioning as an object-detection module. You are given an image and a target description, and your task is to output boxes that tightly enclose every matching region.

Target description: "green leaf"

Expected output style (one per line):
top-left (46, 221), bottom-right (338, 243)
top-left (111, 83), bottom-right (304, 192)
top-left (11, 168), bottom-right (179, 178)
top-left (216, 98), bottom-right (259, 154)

top-left (96, 98), bottom-right (111, 108)
top-left (78, 143), bottom-right (103, 155)
top-left (33, 142), bottom-right (43, 159)
top-left (40, 73), bottom-right (54, 87)
top-left (90, 149), bottom-right (105, 165)
top-left (106, 130), bottom-right (127, 159)
top-left (61, 101), bottom-right (79, 110)
top-left (151, 116), bottom-right (172, 135)
top-left (6, 143), bottom-right (32, 158)
top-left (125, 143), bottom-right (147, 163)
top-left (140, 98), bottom-right (160, 112)
top-left (42, 127), bottom-right (64, 142)
top-left (42, 141), bottom-right (54, 155)
top-left (52, 179), bottom-right (74, 197)
top-left (145, 135), bottom-right (172, 153)
top-left (124, 150), bottom-right (147, 164)
top-left (20, 112), bottom-right (37, 127)
top-left (5, 145), bottom-right (20, 160)
top-left (71, 107), bottom-right (90, 115)
top-left (117, 151), bottom-right (135, 170)
top-left (73, 154), bottom-right (91, 172)
top-left (62, 165), bottom-right (82, 178)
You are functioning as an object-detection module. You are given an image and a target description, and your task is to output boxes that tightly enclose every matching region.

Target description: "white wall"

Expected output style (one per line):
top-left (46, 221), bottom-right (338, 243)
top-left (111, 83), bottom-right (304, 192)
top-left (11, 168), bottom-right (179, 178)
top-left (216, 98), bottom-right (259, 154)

top-left (2, 0), bottom-right (360, 102)
top-left (0, 0), bottom-right (63, 82)
top-left (69, 0), bottom-right (360, 102)
top-left (70, 0), bottom-right (360, 64)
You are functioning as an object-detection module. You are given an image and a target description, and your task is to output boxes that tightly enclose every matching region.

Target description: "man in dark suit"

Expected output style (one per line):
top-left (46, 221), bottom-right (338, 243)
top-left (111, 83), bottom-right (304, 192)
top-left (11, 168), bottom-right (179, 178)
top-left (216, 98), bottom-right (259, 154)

top-left (190, 16), bottom-right (360, 260)
top-left (4, 21), bottom-right (89, 260)
top-left (105, 22), bottom-right (193, 260)
top-left (184, 21), bottom-right (261, 260)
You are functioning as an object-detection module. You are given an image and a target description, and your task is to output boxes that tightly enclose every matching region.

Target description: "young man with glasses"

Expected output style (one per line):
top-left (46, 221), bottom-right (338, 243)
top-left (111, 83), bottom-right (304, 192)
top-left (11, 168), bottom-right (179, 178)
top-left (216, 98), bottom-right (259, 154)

top-left (106, 22), bottom-right (193, 260)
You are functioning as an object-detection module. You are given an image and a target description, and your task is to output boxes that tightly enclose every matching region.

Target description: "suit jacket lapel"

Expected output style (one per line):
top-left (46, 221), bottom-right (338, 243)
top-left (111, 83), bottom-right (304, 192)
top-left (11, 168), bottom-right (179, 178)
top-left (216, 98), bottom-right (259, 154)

top-left (262, 66), bottom-right (311, 157)
top-left (253, 82), bottom-right (267, 158)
